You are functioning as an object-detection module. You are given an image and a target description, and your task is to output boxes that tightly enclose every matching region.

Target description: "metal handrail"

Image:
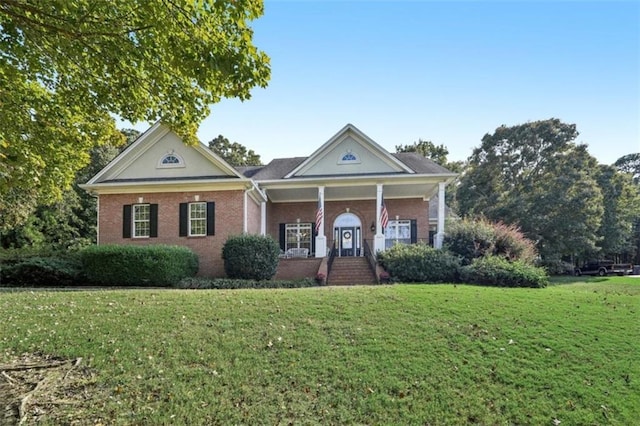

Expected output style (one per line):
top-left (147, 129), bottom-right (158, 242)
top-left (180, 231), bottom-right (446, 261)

top-left (327, 240), bottom-right (337, 274)
top-left (363, 239), bottom-right (377, 275)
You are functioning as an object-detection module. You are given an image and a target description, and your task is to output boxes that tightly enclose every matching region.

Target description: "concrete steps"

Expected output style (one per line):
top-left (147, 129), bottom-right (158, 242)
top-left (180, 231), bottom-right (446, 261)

top-left (328, 257), bottom-right (377, 285)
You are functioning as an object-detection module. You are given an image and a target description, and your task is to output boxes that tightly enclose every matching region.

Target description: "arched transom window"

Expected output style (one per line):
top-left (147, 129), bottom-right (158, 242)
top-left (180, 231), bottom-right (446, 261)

top-left (157, 151), bottom-right (185, 168)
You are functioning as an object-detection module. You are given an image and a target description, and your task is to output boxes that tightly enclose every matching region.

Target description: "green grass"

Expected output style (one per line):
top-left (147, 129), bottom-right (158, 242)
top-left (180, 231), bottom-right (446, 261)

top-left (1, 277), bottom-right (639, 424)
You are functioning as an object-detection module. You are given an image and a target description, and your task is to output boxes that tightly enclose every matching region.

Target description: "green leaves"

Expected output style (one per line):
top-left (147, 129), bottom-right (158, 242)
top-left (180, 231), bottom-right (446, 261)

top-left (0, 0), bottom-right (270, 223)
top-left (457, 119), bottom-right (603, 260)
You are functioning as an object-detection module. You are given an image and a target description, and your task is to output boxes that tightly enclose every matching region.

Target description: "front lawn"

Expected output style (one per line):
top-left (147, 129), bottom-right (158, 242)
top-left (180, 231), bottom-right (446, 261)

top-left (1, 279), bottom-right (638, 424)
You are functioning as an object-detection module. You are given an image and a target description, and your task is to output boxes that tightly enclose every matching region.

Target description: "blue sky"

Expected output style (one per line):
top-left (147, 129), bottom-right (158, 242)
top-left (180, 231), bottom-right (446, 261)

top-left (126, 1), bottom-right (639, 165)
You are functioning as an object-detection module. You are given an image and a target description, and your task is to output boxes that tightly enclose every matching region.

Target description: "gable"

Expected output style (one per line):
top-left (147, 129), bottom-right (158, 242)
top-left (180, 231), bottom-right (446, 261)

top-left (88, 123), bottom-right (240, 184)
top-left (286, 124), bottom-right (413, 178)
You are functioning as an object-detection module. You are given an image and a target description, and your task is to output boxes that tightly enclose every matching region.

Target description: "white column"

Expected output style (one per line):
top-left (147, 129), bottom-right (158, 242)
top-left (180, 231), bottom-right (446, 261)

top-left (243, 190), bottom-right (248, 233)
top-left (435, 181), bottom-right (446, 249)
top-left (374, 183), bottom-right (386, 252)
top-left (315, 186), bottom-right (327, 257)
top-left (260, 201), bottom-right (266, 236)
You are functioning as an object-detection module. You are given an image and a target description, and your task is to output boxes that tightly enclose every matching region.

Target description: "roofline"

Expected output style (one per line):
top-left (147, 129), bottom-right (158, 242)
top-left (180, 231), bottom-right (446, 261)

top-left (283, 123), bottom-right (414, 178)
top-left (257, 172), bottom-right (458, 189)
top-left (80, 178), bottom-right (252, 194)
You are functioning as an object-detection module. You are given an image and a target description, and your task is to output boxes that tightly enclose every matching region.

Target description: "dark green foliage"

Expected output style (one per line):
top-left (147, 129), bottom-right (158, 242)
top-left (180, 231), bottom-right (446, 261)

top-left (444, 218), bottom-right (537, 265)
top-left (537, 258), bottom-right (575, 276)
top-left (0, 256), bottom-right (82, 287)
top-left (460, 256), bottom-right (548, 288)
top-left (377, 243), bottom-right (461, 283)
top-left (222, 234), bottom-right (280, 280)
top-left (80, 244), bottom-right (198, 286)
top-left (175, 277), bottom-right (316, 289)
top-left (456, 118), bottom-right (603, 261)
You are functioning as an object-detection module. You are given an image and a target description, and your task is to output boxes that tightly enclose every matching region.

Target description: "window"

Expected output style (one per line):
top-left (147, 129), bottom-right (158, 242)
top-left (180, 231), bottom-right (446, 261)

top-left (123, 204), bottom-right (158, 238)
top-left (179, 202), bottom-right (215, 237)
top-left (157, 152), bottom-right (185, 168)
top-left (162, 154), bottom-right (180, 164)
top-left (385, 219), bottom-right (411, 249)
top-left (337, 150), bottom-right (361, 164)
top-left (133, 204), bottom-right (151, 237)
top-left (189, 202), bottom-right (207, 236)
top-left (285, 223), bottom-right (312, 252)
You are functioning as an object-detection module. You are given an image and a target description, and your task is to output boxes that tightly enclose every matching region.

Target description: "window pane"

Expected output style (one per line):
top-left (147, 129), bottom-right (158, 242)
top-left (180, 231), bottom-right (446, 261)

top-left (285, 223), bottom-right (312, 250)
top-left (189, 202), bottom-right (206, 236)
top-left (133, 204), bottom-right (150, 237)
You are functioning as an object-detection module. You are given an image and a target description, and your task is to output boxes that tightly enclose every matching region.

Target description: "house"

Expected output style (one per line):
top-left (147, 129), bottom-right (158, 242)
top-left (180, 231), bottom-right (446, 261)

top-left (81, 123), bottom-right (457, 279)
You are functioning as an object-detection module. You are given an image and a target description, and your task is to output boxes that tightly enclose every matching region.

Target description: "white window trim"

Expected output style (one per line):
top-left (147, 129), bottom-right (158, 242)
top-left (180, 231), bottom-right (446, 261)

top-left (157, 152), bottom-right (186, 168)
top-left (133, 204), bottom-right (150, 238)
top-left (189, 202), bottom-right (207, 237)
top-left (285, 222), bottom-right (313, 251)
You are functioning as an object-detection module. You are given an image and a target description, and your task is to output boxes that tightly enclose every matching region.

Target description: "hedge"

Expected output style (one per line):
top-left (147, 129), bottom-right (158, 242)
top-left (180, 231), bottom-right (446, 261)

top-left (377, 243), bottom-right (461, 283)
top-left (460, 256), bottom-right (549, 288)
top-left (175, 277), bottom-right (317, 289)
top-left (0, 256), bottom-right (82, 287)
top-left (222, 234), bottom-right (280, 280)
top-left (79, 244), bottom-right (198, 286)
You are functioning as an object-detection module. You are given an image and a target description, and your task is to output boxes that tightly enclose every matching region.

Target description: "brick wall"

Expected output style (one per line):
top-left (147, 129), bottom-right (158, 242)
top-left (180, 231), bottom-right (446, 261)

top-left (98, 190), bottom-right (245, 277)
top-left (246, 195), bottom-right (262, 234)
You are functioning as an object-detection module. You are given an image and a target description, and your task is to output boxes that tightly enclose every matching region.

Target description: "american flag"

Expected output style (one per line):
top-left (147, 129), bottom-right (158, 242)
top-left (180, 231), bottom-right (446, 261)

top-left (380, 196), bottom-right (389, 230)
top-left (315, 197), bottom-right (323, 234)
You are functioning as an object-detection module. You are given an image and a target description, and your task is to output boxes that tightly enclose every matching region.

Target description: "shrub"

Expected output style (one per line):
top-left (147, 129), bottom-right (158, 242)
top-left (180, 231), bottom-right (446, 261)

top-left (222, 234), bottom-right (280, 280)
top-left (80, 244), bottom-right (198, 286)
top-left (378, 243), bottom-right (461, 283)
top-left (444, 218), bottom-right (495, 265)
top-left (460, 256), bottom-right (548, 288)
top-left (0, 256), bottom-right (82, 287)
top-left (444, 218), bottom-right (537, 265)
top-left (175, 277), bottom-right (316, 289)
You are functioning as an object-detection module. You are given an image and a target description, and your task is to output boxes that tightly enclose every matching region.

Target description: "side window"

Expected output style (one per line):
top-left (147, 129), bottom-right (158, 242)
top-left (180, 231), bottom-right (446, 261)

top-left (123, 204), bottom-right (158, 238)
top-left (133, 204), bottom-right (151, 237)
top-left (180, 202), bottom-right (215, 237)
top-left (189, 202), bottom-right (207, 236)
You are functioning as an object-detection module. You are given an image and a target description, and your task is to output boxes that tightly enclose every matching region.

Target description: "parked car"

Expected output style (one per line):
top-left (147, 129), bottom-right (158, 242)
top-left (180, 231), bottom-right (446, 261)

top-left (574, 260), bottom-right (633, 277)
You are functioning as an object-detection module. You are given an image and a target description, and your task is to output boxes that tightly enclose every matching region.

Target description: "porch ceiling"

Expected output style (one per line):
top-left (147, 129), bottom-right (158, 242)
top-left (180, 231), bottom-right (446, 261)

top-left (262, 175), bottom-right (453, 203)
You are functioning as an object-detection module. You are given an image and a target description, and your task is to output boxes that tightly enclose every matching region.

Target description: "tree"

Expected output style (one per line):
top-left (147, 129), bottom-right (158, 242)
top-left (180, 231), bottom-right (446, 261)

top-left (613, 153), bottom-right (640, 263)
top-left (595, 165), bottom-right (640, 261)
top-left (208, 135), bottom-right (262, 166)
top-left (1, 129), bottom-right (139, 249)
top-left (0, 1), bottom-right (270, 224)
top-left (396, 139), bottom-right (463, 172)
top-left (457, 119), bottom-right (603, 261)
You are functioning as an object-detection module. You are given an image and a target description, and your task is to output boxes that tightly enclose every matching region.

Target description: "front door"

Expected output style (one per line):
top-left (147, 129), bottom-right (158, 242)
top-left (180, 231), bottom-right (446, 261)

top-left (341, 227), bottom-right (354, 256)
top-left (333, 212), bottom-right (362, 257)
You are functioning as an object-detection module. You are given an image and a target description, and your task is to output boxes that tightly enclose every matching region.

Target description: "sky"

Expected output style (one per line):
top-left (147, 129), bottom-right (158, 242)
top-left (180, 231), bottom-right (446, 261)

top-left (123, 0), bottom-right (639, 165)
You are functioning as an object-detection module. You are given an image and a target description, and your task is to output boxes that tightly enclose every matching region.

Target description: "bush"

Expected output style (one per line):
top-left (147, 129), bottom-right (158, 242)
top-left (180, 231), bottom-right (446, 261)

top-left (175, 277), bottom-right (316, 289)
top-left (460, 256), bottom-right (548, 288)
top-left (222, 234), bottom-right (280, 280)
top-left (0, 256), bottom-right (82, 287)
top-left (80, 244), bottom-right (198, 286)
top-left (378, 243), bottom-right (461, 283)
top-left (444, 218), bottom-right (537, 265)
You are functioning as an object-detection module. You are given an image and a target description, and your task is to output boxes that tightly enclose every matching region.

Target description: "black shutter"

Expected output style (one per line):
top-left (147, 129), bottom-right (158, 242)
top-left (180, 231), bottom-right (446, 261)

top-left (311, 223), bottom-right (317, 254)
top-left (206, 202), bottom-right (215, 236)
top-left (150, 204), bottom-right (158, 238)
top-left (410, 219), bottom-right (417, 244)
top-left (179, 203), bottom-right (188, 237)
top-left (122, 205), bottom-right (132, 238)
top-left (279, 223), bottom-right (286, 251)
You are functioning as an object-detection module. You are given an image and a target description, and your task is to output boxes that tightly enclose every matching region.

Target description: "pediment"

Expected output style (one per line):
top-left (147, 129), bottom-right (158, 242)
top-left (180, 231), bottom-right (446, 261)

top-left (87, 123), bottom-right (241, 184)
top-left (285, 124), bottom-right (413, 178)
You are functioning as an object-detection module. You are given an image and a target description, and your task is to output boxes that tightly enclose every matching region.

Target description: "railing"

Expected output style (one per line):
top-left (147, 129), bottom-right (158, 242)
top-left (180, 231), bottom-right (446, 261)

top-left (327, 240), bottom-right (337, 275)
top-left (363, 238), bottom-right (378, 278)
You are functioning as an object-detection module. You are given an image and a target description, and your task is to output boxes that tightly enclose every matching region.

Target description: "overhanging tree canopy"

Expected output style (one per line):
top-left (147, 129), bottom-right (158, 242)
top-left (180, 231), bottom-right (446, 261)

top-left (0, 0), bottom-right (270, 226)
